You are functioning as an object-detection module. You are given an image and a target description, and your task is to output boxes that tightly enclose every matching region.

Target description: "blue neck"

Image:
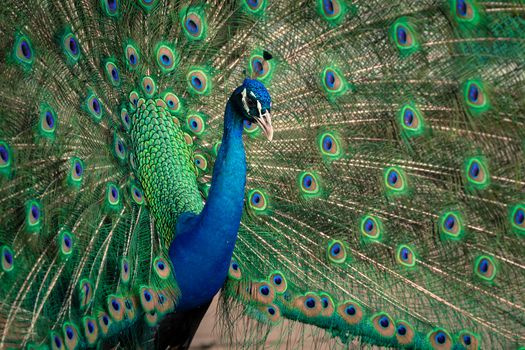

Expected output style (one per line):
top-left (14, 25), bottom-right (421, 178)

top-left (169, 98), bottom-right (246, 311)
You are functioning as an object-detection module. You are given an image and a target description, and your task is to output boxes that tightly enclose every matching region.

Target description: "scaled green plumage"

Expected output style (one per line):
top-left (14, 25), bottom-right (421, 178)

top-left (131, 95), bottom-right (203, 241)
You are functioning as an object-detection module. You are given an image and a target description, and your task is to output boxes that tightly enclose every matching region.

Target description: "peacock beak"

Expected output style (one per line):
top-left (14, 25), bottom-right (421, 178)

top-left (255, 100), bottom-right (273, 141)
top-left (255, 110), bottom-right (273, 141)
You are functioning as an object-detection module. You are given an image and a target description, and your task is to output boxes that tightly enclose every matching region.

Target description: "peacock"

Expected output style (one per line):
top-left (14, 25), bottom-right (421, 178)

top-left (0, 0), bottom-right (524, 349)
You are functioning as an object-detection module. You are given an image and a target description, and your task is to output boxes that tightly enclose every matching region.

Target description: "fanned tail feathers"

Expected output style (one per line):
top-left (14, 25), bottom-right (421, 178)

top-left (0, 0), bottom-right (524, 349)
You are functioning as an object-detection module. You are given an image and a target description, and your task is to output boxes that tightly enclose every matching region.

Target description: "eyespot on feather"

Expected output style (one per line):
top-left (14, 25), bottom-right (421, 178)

top-left (396, 245), bottom-right (416, 267)
top-left (317, 0), bottom-right (345, 22)
top-left (62, 322), bottom-right (80, 350)
top-left (79, 279), bottom-right (93, 309)
top-left (50, 332), bottom-right (64, 350)
top-left (124, 296), bottom-right (138, 321)
top-left (85, 92), bottom-right (103, 122)
top-left (372, 313), bottom-right (395, 338)
top-left (464, 157), bottom-right (490, 190)
top-left (162, 92), bottom-right (182, 114)
top-left (184, 14), bottom-right (202, 37)
top-left (337, 300), bottom-right (364, 325)
top-left (360, 214), bottom-right (383, 241)
top-left (156, 290), bottom-right (175, 314)
top-left (391, 17), bottom-right (419, 55)
top-left (1, 245), bottom-right (14, 272)
top-left (451, 0), bottom-right (481, 25)
top-left (254, 282), bottom-right (275, 304)
top-left (0, 141), bottom-right (13, 177)
top-left (259, 304), bottom-right (281, 323)
top-left (156, 44), bottom-right (177, 73)
top-left (120, 107), bottom-right (131, 131)
top-left (25, 199), bottom-right (42, 233)
top-left (248, 51), bottom-right (274, 82)
top-left (58, 230), bottom-right (74, 257)
top-left (61, 29), bottom-right (80, 64)
top-left (383, 166), bottom-right (407, 194)
top-left (399, 104), bottom-right (426, 137)
top-left (107, 295), bottom-right (125, 322)
top-left (321, 67), bottom-right (347, 96)
top-left (455, 0), bottom-right (473, 19)
top-left (396, 320), bottom-right (415, 346)
top-left (509, 203), bottom-right (525, 235)
top-left (298, 171), bottom-right (321, 197)
top-left (82, 316), bottom-right (98, 346)
top-left (293, 294), bottom-right (322, 317)
top-left (101, 0), bottom-right (119, 16)
top-left (318, 131), bottom-right (343, 159)
top-left (186, 113), bottom-right (206, 136)
top-left (463, 80), bottom-right (489, 114)
top-left (104, 60), bottom-right (120, 86)
top-left (112, 133), bottom-right (127, 163)
top-left (125, 43), bottom-right (140, 69)
top-left (242, 0), bottom-right (266, 14)
top-left (474, 255), bottom-right (497, 281)
top-left (67, 157), bottom-right (83, 188)
top-left (251, 56), bottom-right (268, 78)
top-left (129, 90), bottom-right (139, 110)
top-left (319, 293), bottom-right (335, 317)
top-left (187, 69), bottom-right (211, 95)
top-left (439, 210), bottom-right (465, 240)
top-left (193, 151), bottom-right (208, 174)
top-left (105, 183), bottom-right (120, 208)
top-left (97, 312), bottom-right (111, 335)
top-left (402, 107), bottom-right (418, 128)
top-left (229, 260), bottom-right (242, 280)
top-left (155, 291), bottom-right (167, 314)
top-left (327, 240), bottom-right (347, 263)
top-left (428, 328), bottom-right (453, 350)
top-left (38, 103), bottom-right (58, 137)
top-left (268, 270), bottom-right (287, 293)
top-left (395, 25), bottom-right (412, 47)
top-left (141, 76), bottom-right (156, 97)
top-left (458, 330), bottom-right (481, 350)
top-left (130, 183), bottom-right (144, 205)
top-left (153, 256), bottom-right (171, 279)
top-left (180, 7), bottom-right (207, 40)
top-left (241, 281), bottom-right (275, 305)
top-left (247, 189), bottom-right (269, 213)
top-left (120, 257), bottom-right (130, 284)
top-left (13, 33), bottom-right (34, 67)
top-left (139, 286), bottom-right (156, 312)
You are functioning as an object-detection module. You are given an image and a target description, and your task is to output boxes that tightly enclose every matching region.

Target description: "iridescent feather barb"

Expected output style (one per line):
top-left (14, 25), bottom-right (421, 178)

top-left (0, 0), bottom-right (524, 349)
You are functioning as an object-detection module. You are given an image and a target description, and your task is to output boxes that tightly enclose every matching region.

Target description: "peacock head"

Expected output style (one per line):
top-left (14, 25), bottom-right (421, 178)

top-left (232, 78), bottom-right (273, 141)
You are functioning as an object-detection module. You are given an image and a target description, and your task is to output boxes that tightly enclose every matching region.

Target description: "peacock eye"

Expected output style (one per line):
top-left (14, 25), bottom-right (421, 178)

top-left (247, 97), bottom-right (257, 108)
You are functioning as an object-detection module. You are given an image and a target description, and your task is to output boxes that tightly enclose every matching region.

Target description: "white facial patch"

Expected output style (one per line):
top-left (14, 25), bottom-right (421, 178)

top-left (241, 88), bottom-right (250, 114)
